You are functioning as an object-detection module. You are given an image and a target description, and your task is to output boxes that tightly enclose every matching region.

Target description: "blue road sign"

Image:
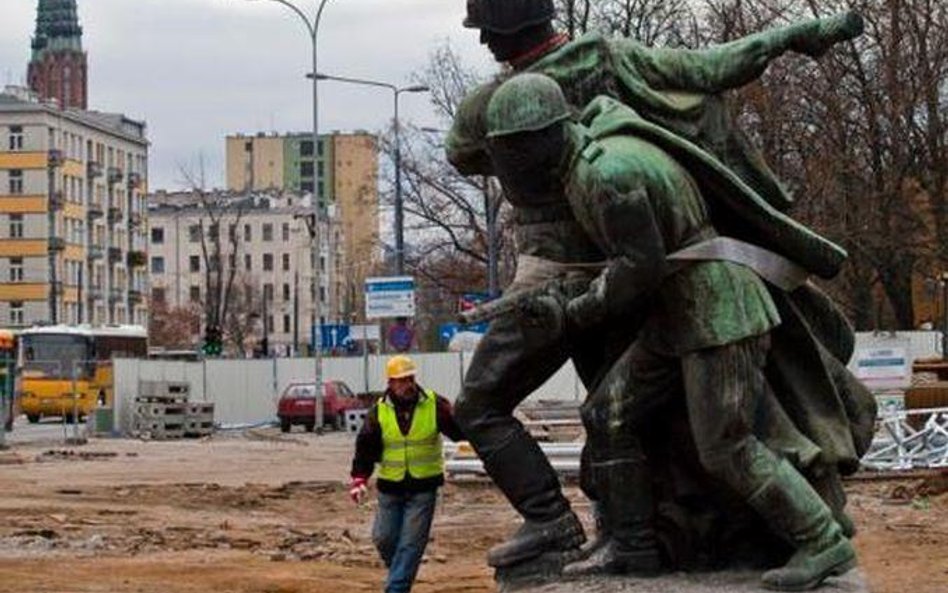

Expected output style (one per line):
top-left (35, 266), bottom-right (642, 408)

top-left (311, 324), bottom-right (351, 351)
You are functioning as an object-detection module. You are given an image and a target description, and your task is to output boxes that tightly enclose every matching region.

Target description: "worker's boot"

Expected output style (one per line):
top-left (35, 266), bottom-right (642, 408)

top-left (564, 459), bottom-right (661, 577)
top-left (482, 430), bottom-right (585, 568)
top-left (750, 459), bottom-right (857, 591)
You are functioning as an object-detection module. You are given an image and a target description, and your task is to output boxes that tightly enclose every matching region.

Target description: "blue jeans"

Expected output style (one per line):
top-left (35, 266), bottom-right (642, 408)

top-left (372, 490), bottom-right (437, 593)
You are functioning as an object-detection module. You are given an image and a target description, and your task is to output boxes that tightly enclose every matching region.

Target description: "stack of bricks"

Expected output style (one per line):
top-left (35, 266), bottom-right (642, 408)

top-left (133, 381), bottom-right (215, 439)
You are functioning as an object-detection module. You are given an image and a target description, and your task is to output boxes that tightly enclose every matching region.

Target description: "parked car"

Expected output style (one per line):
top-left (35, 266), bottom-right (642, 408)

top-left (277, 380), bottom-right (371, 433)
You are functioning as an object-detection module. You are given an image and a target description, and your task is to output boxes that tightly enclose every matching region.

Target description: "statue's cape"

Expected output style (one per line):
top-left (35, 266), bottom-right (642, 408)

top-left (578, 96), bottom-right (876, 472)
top-left (578, 96), bottom-right (846, 280)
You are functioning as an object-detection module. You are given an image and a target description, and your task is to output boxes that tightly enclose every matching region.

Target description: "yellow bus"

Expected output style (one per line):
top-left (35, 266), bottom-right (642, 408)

top-left (0, 330), bottom-right (15, 431)
top-left (18, 325), bottom-right (148, 423)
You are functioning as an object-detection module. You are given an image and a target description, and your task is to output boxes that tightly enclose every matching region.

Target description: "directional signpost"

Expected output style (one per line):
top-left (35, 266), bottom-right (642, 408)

top-left (365, 276), bottom-right (416, 319)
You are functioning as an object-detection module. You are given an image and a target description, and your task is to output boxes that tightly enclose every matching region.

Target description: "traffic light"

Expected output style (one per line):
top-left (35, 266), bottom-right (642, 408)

top-left (202, 326), bottom-right (223, 357)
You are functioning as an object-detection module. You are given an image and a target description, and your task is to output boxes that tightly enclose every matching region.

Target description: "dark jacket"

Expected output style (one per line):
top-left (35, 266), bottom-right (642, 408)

top-left (350, 385), bottom-right (465, 494)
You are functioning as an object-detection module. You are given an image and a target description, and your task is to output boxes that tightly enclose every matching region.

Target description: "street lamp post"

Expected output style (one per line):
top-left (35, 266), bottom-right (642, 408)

top-left (248, 0), bottom-right (330, 430)
top-left (313, 73), bottom-right (428, 275)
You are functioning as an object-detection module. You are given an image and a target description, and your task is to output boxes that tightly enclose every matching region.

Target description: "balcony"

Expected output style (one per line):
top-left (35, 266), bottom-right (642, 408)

top-left (87, 286), bottom-right (103, 300)
top-left (108, 286), bottom-right (123, 303)
top-left (127, 250), bottom-right (147, 268)
top-left (47, 149), bottom-right (64, 168)
top-left (108, 247), bottom-right (122, 264)
top-left (87, 161), bottom-right (104, 178)
top-left (49, 190), bottom-right (64, 211)
top-left (87, 245), bottom-right (104, 260)
top-left (87, 202), bottom-right (104, 219)
top-left (107, 207), bottom-right (123, 224)
top-left (128, 289), bottom-right (144, 303)
top-left (128, 212), bottom-right (143, 228)
top-left (127, 172), bottom-right (142, 191)
top-left (107, 167), bottom-right (124, 186)
top-left (47, 237), bottom-right (66, 252)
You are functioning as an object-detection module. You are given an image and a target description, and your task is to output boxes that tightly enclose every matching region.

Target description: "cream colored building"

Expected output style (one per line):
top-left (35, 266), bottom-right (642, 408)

top-left (0, 86), bottom-right (149, 328)
top-left (225, 132), bottom-right (379, 321)
top-left (147, 191), bottom-right (345, 354)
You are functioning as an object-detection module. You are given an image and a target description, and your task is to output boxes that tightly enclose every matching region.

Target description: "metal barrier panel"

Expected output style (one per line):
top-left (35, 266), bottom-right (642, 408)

top-left (862, 406), bottom-right (948, 471)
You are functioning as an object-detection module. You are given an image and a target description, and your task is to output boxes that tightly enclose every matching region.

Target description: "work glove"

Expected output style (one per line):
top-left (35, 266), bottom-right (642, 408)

top-left (349, 477), bottom-right (368, 505)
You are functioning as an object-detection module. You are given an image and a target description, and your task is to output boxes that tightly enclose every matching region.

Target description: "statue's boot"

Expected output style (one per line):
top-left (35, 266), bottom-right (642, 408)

top-left (807, 466), bottom-right (856, 538)
top-left (483, 430), bottom-right (585, 568)
top-left (563, 459), bottom-right (661, 577)
top-left (791, 11), bottom-right (865, 58)
top-left (750, 460), bottom-right (857, 591)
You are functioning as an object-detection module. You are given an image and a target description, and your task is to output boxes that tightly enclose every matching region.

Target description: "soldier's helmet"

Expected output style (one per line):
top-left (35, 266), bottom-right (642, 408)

top-left (463, 0), bottom-right (555, 34)
top-left (486, 73), bottom-right (570, 138)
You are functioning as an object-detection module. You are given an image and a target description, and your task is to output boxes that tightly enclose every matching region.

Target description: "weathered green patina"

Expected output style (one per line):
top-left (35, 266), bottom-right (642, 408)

top-left (482, 72), bottom-right (875, 590)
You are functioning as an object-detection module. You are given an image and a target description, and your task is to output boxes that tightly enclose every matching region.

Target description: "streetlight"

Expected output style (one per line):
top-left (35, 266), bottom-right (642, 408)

top-left (245, 0), bottom-right (330, 430)
top-left (312, 72), bottom-right (429, 275)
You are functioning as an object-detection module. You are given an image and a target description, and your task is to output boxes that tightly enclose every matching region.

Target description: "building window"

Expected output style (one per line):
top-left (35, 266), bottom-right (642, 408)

top-left (282, 283), bottom-right (290, 301)
top-left (244, 253), bottom-right (252, 271)
top-left (9, 214), bottom-right (23, 239)
top-left (8, 126), bottom-right (23, 151)
top-left (301, 181), bottom-right (314, 193)
top-left (262, 223), bottom-right (273, 242)
top-left (189, 255), bottom-right (200, 273)
top-left (152, 287), bottom-right (166, 304)
top-left (228, 224), bottom-right (237, 243)
top-left (151, 227), bottom-right (164, 244)
top-left (283, 314), bottom-right (291, 333)
top-left (300, 161), bottom-right (314, 177)
top-left (151, 256), bottom-right (165, 273)
top-left (189, 224), bottom-right (201, 243)
top-left (263, 253), bottom-right (273, 271)
top-left (300, 140), bottom-right (313, 157)
top-left (9, 302), bottom-right (23, 326)
top-left (282, 222), bottom-right (290, 242)
top-left (9, 257), bottom-right (23, 282)
top-left (189, 285), bottom-right (201, 303)
top-left (319, 286), bottom-right (326, 303)
top-left (282, 253), bottom-right (290, 271)
top-left (263, 283), bottom-right (274, 301)
top-left (8, 170), bottom-right (23, 194)
top-left (320, 256), bottom-right (326, 272)
top-left (244, 223), bottom-right (251, 242)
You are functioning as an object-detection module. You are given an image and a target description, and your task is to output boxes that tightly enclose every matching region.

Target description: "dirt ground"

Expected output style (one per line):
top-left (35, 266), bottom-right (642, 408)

top-left (0, 428), bottom-right (946, 593)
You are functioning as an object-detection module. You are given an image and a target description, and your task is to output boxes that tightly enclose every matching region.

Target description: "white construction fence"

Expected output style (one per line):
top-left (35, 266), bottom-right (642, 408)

top-left (113, 352), bottom-right (584, 433)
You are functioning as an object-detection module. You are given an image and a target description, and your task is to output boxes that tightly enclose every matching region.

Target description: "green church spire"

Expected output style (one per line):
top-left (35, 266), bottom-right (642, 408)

top-left (31, 0), bottom-right (83, 60)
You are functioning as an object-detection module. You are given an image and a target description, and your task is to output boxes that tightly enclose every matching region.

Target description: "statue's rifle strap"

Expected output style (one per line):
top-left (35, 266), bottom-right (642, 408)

top-left (666, 236), bottom-right (809, 291)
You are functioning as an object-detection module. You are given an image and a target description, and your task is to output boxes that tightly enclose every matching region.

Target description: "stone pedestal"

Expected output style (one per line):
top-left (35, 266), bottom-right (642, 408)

top-left (499, 569), bottom-right (869, 593)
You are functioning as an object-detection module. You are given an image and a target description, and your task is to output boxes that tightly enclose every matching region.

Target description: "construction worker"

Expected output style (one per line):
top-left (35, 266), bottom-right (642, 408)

top-left (349, 355), bottom-right (465, 593)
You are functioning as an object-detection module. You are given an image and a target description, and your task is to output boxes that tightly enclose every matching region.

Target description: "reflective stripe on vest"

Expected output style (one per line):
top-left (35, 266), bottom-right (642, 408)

top-left (377, 389), bottom-right (444, 482)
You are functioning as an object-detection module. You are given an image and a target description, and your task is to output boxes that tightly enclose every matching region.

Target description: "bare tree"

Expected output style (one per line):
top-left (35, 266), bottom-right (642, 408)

top-left (148, 299), bottom-right (201, 350)
top-left (176, 159), bottom-right (249, 346)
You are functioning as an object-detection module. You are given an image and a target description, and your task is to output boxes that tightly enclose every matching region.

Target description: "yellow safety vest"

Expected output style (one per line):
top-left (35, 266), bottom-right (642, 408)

top-left (377, 389), bottom-right (444, 482)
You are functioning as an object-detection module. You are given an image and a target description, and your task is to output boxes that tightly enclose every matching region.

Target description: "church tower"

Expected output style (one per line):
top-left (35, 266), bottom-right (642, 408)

top-left (27, 0), bottom-right (87, 110)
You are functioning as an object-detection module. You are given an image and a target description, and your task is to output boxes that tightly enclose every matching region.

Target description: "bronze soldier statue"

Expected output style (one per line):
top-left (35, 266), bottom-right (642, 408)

top-left (449, 0), bottom-right (868, 572)
top-left (483, 72), bottom-right (875, 591)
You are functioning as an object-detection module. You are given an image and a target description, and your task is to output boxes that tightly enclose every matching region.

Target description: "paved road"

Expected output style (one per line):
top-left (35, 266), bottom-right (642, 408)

top-left (1, 414), bottom-right (88, 447)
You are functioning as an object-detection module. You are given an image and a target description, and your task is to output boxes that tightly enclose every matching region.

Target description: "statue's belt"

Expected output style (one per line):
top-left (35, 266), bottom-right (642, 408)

top-left (667, 236), bottom-right (809, 291)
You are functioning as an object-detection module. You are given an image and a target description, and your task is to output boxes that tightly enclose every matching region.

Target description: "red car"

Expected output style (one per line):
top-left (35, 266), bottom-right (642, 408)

top-left (277, 380), bottom-right (367, 433)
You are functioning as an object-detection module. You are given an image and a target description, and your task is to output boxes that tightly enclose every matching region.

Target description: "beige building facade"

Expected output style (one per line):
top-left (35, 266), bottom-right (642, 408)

top-left (0, 86), bottom-right (149, 328)
top-left (147, 191), bottom-right (345, 354)
top-left (225, 132), bottom-right (379, 322)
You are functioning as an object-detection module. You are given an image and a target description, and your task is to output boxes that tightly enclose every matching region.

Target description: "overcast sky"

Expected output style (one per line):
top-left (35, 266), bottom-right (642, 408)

top-left (0, 0), bottom-right (495, 190)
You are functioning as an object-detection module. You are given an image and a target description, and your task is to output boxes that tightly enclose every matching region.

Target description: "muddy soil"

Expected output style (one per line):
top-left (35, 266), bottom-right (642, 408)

top-left (0, 430), bottom-right (945, 593)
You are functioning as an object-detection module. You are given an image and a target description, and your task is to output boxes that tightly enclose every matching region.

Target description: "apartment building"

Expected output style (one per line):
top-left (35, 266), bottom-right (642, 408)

top-left (147, 191), bottom-right (345, 354)
top-left (0, 86), bottom-right (149, 328)
top-left (225, 132), bottom-right (380, 321)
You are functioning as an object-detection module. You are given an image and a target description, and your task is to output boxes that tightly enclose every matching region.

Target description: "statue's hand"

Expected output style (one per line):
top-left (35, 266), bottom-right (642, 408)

top-left (792, 11), bottom-right (864, 58)
top-left (566, 276), bottom-right (608, 332)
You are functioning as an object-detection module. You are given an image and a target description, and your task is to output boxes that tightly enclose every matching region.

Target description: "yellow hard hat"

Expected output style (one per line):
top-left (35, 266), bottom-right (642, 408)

top-left (386, 355), bottom-right (417, 379)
